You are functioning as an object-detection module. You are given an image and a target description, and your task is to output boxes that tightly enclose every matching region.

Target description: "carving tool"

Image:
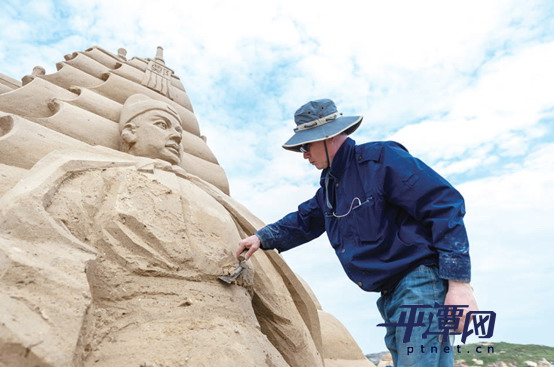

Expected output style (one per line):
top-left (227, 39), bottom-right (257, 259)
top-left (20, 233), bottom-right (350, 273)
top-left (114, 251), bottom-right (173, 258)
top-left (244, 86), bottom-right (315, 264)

top-left (218, 252), bottom-right (247, 284)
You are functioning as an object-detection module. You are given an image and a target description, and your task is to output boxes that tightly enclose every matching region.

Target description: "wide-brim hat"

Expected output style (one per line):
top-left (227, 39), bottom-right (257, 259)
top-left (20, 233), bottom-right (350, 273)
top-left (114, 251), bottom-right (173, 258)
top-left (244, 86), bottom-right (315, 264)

top-left (282, 98), bottom-right (363, 151)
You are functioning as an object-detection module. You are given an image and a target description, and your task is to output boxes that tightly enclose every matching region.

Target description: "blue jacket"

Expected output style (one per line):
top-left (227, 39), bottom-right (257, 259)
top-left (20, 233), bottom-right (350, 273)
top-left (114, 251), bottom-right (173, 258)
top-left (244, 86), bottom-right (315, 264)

top-left (256, 138), bottom-right (471, 292)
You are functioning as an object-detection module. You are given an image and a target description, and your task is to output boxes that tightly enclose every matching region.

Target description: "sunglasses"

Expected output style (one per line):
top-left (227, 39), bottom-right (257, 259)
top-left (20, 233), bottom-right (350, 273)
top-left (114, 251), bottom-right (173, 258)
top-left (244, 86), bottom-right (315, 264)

top-left (299, 143), bottom-right (311, 153)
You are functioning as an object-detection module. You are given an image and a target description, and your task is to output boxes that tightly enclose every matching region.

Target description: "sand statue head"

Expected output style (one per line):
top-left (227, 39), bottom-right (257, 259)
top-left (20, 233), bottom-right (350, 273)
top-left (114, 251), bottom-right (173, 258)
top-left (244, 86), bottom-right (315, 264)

top-left (119, 94), bottom-right (183, 165)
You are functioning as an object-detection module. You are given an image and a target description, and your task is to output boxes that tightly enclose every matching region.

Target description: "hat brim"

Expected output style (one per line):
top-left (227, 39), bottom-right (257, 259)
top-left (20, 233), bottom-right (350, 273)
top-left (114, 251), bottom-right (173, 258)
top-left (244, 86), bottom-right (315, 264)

top-left (282, 115), bottom-right (363, 152)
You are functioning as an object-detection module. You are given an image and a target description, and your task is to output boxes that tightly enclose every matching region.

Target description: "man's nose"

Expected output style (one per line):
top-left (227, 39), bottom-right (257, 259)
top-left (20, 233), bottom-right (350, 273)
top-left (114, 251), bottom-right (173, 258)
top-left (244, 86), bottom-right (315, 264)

top-left (302, 151), bottom-right (310, 159)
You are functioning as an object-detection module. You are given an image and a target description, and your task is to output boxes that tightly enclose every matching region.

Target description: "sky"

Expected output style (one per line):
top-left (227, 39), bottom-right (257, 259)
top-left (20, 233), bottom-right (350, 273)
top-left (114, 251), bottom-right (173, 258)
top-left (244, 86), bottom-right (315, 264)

top-left (1, 0), bottom-right (553, 355)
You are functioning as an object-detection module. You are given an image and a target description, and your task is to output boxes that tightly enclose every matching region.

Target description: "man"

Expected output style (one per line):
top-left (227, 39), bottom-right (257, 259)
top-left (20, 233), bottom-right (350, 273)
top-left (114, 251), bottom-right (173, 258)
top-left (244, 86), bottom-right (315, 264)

top-left (237, 98), bottom-right (478, 367)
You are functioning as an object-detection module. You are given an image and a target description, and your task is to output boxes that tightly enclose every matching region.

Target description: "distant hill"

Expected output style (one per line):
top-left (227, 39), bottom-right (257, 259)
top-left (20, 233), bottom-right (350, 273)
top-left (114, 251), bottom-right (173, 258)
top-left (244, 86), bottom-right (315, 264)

top-left (366, 342), bottom-right (554, 367)
top-left (365, 350), bottom-right (390, 365)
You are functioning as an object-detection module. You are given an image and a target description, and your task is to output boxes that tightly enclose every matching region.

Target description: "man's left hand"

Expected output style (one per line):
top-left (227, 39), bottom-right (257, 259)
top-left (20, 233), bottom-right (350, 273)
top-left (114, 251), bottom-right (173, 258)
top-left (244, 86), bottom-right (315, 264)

top-left (444, 280), bottom-right (478, 333)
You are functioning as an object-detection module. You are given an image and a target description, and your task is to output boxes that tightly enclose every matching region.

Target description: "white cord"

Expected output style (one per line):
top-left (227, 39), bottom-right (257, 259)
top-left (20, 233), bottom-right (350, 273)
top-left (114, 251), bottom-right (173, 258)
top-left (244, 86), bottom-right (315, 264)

top-left (332, 197), bottom-right (363, 218)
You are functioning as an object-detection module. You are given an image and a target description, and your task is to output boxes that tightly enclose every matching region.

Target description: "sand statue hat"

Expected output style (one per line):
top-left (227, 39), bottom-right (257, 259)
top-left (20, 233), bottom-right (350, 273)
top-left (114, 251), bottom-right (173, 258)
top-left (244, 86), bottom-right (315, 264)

top-left (282, 98), bottom-right (363, 151)
top-left (119, 94), bottom-right (181, 127)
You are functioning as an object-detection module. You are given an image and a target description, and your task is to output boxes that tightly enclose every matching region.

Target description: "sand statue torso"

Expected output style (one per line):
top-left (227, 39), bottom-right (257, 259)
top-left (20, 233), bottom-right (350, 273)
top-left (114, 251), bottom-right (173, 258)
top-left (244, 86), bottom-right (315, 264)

top-left (38, 154), bottom-right (286, 366)
top-left (0, 147), bottom-right (327, 366)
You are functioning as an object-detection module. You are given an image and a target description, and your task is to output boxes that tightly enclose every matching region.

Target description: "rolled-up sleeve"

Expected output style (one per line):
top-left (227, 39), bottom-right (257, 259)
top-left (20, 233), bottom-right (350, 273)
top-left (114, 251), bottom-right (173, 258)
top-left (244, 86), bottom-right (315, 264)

top-left (255, 190), bottom-right (326, 253)
top-left (381, 142), bottom-right (471, 282)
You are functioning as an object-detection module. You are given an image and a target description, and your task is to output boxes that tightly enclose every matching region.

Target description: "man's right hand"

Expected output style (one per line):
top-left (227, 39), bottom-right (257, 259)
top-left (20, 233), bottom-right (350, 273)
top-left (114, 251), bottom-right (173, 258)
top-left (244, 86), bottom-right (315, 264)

top-left (236, 235), bottom-right (261, 260)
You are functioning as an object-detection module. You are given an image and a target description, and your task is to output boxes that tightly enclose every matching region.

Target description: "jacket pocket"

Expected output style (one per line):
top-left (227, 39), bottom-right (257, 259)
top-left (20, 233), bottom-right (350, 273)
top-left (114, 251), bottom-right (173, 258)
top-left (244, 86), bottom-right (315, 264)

top-left (351, 195), bottom-right (382, 242)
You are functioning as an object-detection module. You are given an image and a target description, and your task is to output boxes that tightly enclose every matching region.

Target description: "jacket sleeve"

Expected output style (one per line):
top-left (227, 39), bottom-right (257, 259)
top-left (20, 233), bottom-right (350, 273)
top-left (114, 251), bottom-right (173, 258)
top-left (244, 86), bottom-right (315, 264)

top-left (255, 189), bottom-right (326, 252)
top-left (380, 142), bottom-right (471, 282)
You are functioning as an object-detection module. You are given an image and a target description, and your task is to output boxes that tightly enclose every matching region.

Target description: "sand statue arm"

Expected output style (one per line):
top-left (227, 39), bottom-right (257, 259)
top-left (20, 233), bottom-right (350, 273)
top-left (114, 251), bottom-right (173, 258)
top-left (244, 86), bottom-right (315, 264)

top-left (0, 153), bottom-right (125, 366)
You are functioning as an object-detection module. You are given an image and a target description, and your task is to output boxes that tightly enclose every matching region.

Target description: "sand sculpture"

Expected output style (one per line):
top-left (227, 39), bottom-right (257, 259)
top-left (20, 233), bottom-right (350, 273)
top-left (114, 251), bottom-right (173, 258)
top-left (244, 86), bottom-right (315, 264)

top-left (0, 46), bottom-right (374, 367)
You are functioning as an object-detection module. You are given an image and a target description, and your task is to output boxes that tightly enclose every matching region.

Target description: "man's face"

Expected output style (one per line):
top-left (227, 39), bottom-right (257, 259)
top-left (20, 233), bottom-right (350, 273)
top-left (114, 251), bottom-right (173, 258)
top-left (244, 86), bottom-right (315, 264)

top-left (128, 110), bottom-right (183, 165)
top-left (302, 140), bottom-right (328, 170)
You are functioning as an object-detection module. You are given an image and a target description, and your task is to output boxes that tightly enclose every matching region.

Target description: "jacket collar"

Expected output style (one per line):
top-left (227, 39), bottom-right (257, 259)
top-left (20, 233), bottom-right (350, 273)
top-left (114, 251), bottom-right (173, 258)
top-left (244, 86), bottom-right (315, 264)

top-left (320, 138), bottom-right (355, 185)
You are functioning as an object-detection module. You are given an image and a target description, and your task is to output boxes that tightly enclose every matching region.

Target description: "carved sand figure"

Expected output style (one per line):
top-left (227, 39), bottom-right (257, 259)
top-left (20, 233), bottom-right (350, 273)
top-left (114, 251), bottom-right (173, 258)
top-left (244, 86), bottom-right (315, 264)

top-left (0, 46), bottom-right (374, 367)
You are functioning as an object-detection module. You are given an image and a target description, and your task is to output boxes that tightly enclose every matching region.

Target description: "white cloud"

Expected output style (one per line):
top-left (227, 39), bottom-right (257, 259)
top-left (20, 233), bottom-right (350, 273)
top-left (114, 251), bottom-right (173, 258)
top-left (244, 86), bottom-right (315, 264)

top-left (388, 40), bottom-right (554, 181)
top-left (26, 0), bottom-right (56, 18)
top-left (458, 143), bottom-right (554, 344)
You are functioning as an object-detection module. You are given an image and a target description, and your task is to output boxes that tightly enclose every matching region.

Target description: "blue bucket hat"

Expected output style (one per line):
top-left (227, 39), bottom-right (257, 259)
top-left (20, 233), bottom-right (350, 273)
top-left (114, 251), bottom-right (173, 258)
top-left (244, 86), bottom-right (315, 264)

top-left (282, 98), bottom-right (363, 151)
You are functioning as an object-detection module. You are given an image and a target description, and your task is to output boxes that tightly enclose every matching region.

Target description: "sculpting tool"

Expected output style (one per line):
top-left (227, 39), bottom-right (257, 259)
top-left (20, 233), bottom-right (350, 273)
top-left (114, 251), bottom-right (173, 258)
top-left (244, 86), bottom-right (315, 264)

top-left (218, 252), bottom-right (247, 284)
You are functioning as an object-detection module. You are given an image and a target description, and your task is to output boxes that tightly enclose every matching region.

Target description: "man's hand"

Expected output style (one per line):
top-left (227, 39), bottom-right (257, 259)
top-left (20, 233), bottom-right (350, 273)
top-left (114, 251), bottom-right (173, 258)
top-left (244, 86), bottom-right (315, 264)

top-left (236, 235), bottom-right (261, 260)
top-left (444, 280), bottom-right (478, 332)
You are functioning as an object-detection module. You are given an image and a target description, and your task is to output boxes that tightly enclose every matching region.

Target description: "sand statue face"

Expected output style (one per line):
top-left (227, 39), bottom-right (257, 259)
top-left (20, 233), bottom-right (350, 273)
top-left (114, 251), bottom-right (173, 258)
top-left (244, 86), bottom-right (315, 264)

top-left (118, 94), bottom-right (184, 165)
top-left (121, 109), bottom-right (183, 164)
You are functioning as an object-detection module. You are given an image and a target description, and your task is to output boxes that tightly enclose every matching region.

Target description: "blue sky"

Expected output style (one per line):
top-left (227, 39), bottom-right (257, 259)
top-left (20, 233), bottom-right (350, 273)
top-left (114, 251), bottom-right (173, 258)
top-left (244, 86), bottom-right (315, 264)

top-left (1, 0), bottom-right (553, 354)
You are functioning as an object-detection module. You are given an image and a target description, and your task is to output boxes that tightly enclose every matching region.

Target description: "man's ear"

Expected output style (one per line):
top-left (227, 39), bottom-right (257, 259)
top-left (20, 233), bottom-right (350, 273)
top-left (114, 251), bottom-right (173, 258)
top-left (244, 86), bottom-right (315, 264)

top-left (120, 122), bottom-right (137, 150)
top-left (331, 133), bottom-right (346, 146)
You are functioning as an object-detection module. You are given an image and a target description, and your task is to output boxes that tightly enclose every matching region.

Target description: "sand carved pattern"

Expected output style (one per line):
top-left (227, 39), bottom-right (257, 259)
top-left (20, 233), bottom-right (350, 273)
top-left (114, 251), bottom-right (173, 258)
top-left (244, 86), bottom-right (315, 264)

top-left (142, 59), bottom-right (174, 99)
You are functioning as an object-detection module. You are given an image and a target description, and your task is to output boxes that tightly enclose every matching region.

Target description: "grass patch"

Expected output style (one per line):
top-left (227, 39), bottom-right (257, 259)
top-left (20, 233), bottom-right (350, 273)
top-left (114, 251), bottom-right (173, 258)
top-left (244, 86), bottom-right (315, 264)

top-left (454, 342), bottom-right (554, 366)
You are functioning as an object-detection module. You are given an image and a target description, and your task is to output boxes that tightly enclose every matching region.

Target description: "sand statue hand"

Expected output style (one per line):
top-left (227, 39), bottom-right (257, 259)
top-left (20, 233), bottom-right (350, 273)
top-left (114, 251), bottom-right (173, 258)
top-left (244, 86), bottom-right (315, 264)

top-left (237, 234), bottom-right (261, 261)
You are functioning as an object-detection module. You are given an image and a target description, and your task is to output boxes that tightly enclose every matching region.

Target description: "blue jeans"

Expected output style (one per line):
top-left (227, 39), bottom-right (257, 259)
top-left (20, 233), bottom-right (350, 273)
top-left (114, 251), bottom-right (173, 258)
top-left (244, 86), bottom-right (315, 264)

top-left (376, 265), bottom-right (454, 367)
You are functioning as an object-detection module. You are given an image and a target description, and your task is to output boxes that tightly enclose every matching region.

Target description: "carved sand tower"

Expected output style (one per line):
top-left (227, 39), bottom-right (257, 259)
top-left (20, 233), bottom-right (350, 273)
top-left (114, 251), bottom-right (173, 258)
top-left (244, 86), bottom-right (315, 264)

top-left (0, 46), bottom-right (226, 195)
top-left (0, 46), bottom-right (374, 367)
